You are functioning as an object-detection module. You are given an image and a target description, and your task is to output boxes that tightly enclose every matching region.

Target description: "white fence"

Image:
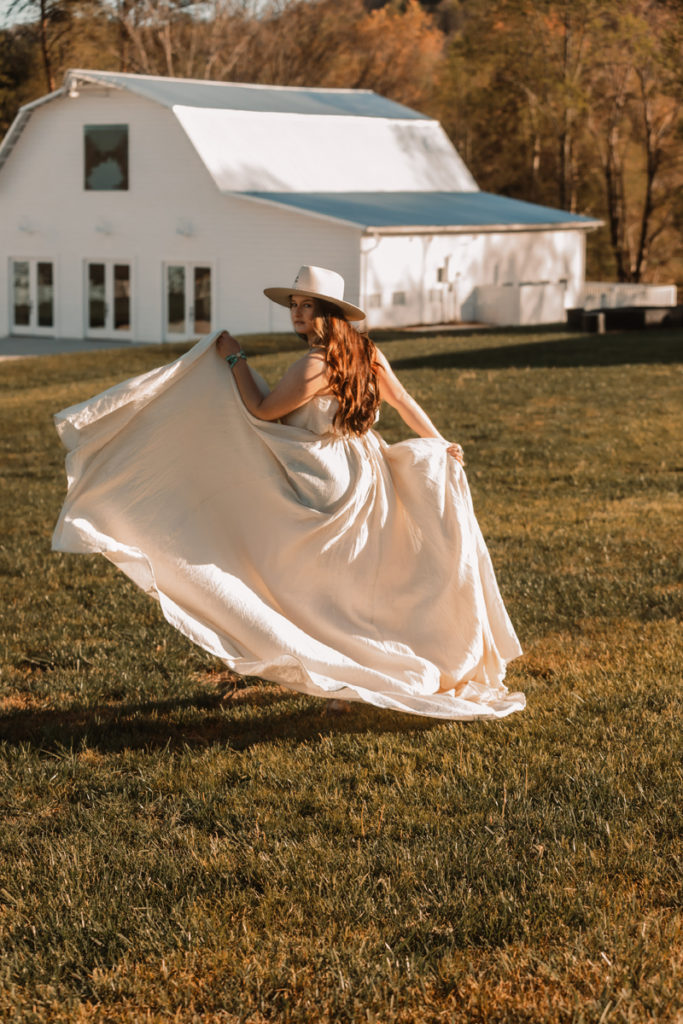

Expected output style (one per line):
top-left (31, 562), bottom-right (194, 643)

top-left (582, 282), bottom-right (678, 310)
top-left (474, 283), bottom-right (567, 326)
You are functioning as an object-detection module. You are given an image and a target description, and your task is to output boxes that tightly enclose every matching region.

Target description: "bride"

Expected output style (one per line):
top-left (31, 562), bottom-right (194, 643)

top-left (53, 266), bottom-right (524, 720)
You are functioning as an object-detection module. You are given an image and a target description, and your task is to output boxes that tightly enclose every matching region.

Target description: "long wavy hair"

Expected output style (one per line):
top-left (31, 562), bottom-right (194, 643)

top-left (303, 299), bottom-right (381, 436)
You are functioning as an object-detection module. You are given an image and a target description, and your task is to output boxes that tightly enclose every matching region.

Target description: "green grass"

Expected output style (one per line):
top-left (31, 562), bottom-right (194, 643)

top-left (0, 326), bottom-right (681, 1023)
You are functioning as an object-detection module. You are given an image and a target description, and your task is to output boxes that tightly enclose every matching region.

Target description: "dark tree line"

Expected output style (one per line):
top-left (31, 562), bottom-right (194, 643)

top-left (1, 0), bottom-right (681, 285)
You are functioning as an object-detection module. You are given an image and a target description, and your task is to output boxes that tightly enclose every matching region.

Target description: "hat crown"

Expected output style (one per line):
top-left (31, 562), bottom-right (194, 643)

top-left (263, 265), bottom-right (366, 321)
top-left (291, 266), bottom-right (345, 303)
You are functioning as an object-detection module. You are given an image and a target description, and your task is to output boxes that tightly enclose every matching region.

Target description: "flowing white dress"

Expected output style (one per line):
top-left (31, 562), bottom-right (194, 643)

top-left (52, 333), bottom-right (524, 720)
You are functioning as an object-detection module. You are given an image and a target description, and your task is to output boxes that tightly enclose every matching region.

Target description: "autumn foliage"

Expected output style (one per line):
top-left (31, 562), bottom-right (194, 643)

top-left (1, 0), bottom-right (681, 286)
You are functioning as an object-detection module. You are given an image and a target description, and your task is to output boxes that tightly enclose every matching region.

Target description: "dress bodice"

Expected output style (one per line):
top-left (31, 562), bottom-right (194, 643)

top-left (282, 394), bottom-right (341, 435)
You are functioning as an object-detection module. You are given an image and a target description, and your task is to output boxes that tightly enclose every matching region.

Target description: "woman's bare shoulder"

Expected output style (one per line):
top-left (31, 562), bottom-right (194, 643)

top-left (306, 348), bottom-right (328, 367)
top-left (373, 347), bottom-right (407, 402)
top-left (283, 348), bottom-right (328, 387)
top-left (289, 347), bottom-right (326, 366)
top-left (373, 347), bottom-right (400, 383)
top-left (374, 347), bottom-right (403, 383)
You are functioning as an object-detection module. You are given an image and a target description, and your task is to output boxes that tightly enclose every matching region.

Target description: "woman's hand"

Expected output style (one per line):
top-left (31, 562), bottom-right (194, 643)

top-left (216, 330), bottom-right (242, 359)
top-left (446, 442), bottom-right (465, 466)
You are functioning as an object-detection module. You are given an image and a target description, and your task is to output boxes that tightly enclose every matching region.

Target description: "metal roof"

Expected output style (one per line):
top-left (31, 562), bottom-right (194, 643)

top-left (64, 69), bottom-right (426, 119)
top-left (0, 71), bottom-right (477, 192)
top-left (173, 108), bottom-right (477, 193)
top-left (241, 191), bottom-right (603, 231)
top-left (57, 70), bottom-right (478, 192)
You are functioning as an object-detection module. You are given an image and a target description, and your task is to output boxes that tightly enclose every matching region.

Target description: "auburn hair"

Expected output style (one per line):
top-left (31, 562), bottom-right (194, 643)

top-left (308, 300), bottom-right (381, 436)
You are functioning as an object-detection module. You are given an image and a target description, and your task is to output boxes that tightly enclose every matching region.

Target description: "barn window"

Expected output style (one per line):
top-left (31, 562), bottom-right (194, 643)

top-left (367, 293), bottom-right (382, 308)
top-left (84, 125), bottom-right (129, 190)
top-left (392, 291), bottom-right (406, 306)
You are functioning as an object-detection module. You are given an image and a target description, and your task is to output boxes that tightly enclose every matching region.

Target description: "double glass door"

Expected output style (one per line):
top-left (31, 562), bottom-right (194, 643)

top-left (86, 261), bottom-right (132, 339)
top-left (11, 259), bottom-right (55, 335)
top-left (165, 264), bottom-right (212, 340)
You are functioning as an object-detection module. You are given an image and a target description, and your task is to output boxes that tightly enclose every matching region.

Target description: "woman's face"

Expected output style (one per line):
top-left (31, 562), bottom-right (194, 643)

top-left (289, 295), bottom-right (318, 342)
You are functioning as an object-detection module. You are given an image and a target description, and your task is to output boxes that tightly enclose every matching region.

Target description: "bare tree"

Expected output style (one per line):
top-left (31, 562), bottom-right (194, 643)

top-left (588, 0), bottom-right (682, 281)
top-left (111, 0), bottom-right (258, 79)
top-left (6, 0), bottom-right (76, 89)
top-left (439, 0), bottom-right (683, 283)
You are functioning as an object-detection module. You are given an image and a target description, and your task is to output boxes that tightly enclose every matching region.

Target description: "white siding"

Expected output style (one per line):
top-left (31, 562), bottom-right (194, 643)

top-left (0, 89), bottom-right (361, 341)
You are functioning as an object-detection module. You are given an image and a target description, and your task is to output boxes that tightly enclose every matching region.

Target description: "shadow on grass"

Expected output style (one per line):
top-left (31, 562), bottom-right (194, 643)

top-left (0, 685), bottom-right (440, 754)
top-left (388, 328), bottom-right (682, 372)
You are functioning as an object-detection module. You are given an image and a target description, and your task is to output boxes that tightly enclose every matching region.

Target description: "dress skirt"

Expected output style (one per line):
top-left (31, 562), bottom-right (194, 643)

top-left (52, 332), bottom-right (525, 720)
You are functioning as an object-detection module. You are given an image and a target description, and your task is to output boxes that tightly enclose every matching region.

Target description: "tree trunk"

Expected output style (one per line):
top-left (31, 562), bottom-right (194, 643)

top-left (118, 0), bottom-right (130, 71)
top-left (633, 71), bottom-right (668, 283)
top-left (39, 0), bottom-right (55, 91)
top-left (603, 122), bottom-right (630, 281)
top-left (558, 7), bottom-right (570, 210)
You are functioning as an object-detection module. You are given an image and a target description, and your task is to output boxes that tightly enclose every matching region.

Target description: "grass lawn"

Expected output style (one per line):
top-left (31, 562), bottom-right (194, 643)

top-left (0, 326), bottom-right (681, 1023)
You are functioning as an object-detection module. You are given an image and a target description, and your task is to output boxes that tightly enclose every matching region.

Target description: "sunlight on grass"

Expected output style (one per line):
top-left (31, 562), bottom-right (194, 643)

top-left (0, 327), bottom-right (681, 1022)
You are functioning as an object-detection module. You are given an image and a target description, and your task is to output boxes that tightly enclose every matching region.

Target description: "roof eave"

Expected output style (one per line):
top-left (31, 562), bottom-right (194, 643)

top-left (363, 219), bottom-right (604, 235)
top-left (64, 69), bottom-right (126, 95)
top-left (0, 83), bottom-right (67, 173)
top-left (228, 194), bottom-right (603, 233)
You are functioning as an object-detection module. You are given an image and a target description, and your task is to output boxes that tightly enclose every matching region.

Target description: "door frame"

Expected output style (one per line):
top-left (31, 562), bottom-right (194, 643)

top-left (83, 257), bottom-right (135, 340)
top-left (8, 256), bottom-right (58, 337)
top-left (162, 261), bottom-right (215, 342)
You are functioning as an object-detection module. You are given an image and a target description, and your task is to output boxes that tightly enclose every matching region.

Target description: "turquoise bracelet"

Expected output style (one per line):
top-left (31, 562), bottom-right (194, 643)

top-left (225, 350), bottom-right (247, 369)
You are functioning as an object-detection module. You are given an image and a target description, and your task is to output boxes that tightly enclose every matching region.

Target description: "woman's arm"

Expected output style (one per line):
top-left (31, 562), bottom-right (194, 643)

top-left (375, 349), bottom-right (464, 464)
top-left (216, 331), bottom-right (327, 421)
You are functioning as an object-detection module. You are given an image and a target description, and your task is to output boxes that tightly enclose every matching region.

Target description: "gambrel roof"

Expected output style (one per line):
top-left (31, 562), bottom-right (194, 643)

top-left (63, 69), bottom-right (428, 119)
top-left (58, 70), bottom-right (478, 193)
top-left (0, 69), bottom-right (601, 232)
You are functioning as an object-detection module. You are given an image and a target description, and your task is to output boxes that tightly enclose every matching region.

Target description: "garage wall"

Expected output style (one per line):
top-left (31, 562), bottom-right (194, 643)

top-left (361, 228), bottom-right (586, 327)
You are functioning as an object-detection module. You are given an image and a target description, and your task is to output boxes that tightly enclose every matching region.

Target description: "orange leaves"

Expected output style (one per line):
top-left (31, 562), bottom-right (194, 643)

top-left (357, 0), bottom-right (444, 107)
top-left (248, 0), bottom-right (446, 112)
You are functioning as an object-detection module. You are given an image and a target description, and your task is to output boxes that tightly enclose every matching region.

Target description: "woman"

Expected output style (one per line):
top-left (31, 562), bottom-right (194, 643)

top-left (52, 266), bottom-right (524, 720)
top-left (217, 267), bottom-right (465, 468)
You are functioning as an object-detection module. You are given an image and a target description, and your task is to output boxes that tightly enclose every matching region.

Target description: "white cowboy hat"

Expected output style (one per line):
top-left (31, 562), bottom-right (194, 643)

top-left (264, 266), bottom-right (366, 322)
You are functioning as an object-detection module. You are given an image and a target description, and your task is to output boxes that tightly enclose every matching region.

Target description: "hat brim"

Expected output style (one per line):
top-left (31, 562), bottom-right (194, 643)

top-left (263, 286), bottom-right (366, 322)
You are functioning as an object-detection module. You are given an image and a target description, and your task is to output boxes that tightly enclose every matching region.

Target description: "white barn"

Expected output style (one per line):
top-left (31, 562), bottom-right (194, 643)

top-left (0, 69), bottom-right (601, 344)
